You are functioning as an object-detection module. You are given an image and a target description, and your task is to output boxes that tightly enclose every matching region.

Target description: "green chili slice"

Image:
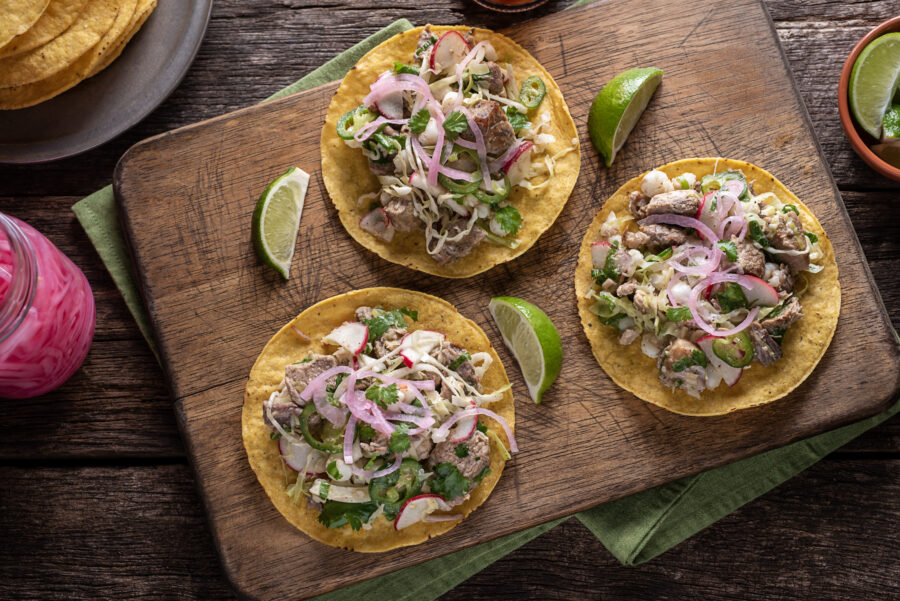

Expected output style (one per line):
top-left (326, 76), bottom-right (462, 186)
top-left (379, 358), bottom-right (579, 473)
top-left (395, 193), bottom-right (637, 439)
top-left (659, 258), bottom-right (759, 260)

top-left (473, 174), bottom-right (511, 205)
top-left (518, 76), bottom-right (546, 109)
top-left (299, 404), bottom-right (343, 453)
top-left (337, 106), bottom-right (376, 140)
top-left (438, 171), bottom-right (482, 194)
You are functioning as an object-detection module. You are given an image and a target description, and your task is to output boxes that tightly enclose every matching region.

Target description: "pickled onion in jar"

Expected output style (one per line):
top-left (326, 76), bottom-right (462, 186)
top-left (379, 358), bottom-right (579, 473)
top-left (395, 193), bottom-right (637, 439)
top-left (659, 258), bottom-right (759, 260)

top-left (0, 215), bottom-right (95, 398)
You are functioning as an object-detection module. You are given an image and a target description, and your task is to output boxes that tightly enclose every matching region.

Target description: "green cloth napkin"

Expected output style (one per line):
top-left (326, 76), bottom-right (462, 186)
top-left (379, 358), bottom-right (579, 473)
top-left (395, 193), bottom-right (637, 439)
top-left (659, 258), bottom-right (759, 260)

top-left (72, 16), bottom-right (900, 601)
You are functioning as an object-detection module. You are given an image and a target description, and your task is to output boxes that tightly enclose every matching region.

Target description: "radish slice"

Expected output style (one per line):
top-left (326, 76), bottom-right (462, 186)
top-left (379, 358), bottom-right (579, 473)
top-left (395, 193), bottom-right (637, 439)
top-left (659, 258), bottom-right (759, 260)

top-left (394, 494), bottom-right (454, 530)
top-left (359, 208), bottom-right (395, 242)
top-left (741, 275), bottom-right (779, 307)
top-left (279, 438), bottom-right (327, 475)
top-left (591, 241), bottom-right (612, 269)
top-left (375, 92), bottom-right (404, 119)
top-left (323, 322), bottom-right (369, 355)
top-left (696, 192), bottom-right (720, 236)
top-left (449, 409), bottom-right (477, 443)
top-left (697, 335), bottom-right (743, 387)
top-left (430, 31), bottom-right (470, 73)
top-left (501, 141), bottom-right (534, 186)
top-left (399, 330), bottom-right (446, 363)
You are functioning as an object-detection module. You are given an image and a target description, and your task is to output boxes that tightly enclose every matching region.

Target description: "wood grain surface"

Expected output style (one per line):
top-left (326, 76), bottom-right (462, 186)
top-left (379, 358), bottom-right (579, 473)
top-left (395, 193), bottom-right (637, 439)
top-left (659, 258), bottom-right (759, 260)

top-left (0, 1), bottom-right (898, 600)
top-left (112, 1), bottom-right (899, 599)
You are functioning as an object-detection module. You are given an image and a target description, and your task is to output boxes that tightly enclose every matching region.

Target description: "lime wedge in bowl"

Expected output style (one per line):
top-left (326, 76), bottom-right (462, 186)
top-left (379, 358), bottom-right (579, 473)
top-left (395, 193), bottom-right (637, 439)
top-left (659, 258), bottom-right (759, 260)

top-left (588, 67), bottom-right (663, 167)
top-left (252, 166), bottom-right (309, 279)
top-left (849, 32), bottom-right (900, 139)
top-left (488, 297), bottom-right (562, 403)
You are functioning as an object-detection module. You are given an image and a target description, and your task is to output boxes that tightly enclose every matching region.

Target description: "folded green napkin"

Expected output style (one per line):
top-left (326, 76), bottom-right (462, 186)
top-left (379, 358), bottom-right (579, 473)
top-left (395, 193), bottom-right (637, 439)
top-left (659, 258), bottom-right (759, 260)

top-left (72, 16), bottom-right (899, 601)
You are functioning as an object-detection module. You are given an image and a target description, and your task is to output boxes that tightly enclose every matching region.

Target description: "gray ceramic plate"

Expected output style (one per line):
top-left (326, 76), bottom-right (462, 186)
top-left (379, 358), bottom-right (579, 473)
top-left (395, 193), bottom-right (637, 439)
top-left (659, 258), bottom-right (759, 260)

top-left (0, 1), bottom-right (212, 164)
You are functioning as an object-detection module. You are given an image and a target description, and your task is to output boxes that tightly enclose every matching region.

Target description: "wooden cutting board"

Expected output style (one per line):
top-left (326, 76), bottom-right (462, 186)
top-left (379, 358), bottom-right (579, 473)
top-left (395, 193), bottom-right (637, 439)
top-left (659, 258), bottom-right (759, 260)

top-left (115, 0), bottom-right (900, 599)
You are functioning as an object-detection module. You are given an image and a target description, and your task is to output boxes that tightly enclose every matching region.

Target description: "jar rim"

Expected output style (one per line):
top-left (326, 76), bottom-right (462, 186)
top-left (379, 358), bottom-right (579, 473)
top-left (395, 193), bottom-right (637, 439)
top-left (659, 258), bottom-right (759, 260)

top-left (0, 213), bottom-right (38, 344)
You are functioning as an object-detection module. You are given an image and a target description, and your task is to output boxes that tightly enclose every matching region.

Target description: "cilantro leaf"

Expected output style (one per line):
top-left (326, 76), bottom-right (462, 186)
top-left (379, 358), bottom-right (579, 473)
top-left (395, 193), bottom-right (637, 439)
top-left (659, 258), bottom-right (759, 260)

top-left (366, 383), bottom-right (399, 409)
top-left (672, 349), bottom-right (708, 372)
top-left (362, 307), bottom-right (416, 341)
top-left (716, 240), bottom-right (738, 262)
top-left (270, 431), bottom-right (281, 441)
top-left (475, 421), bottom-right (487, 434)
top-left (317, 501), bottom-right (379, 530)
top-left (408, 109), bottom-right (430, 134)
top-left (505, 106), bottom-right (530, 132)
top-left (473, 467), bottom-right (492, 483)
top-left (715, 282), bottom-right (748, 312)
top-left (748, 220), bottom-right (769, 247)
top-left (665, 306), bottom-right (693, 322)
top-left (356, 421), bottom-right (376, 442)
top-left (388, 423), bottom-right (410, 454)
top-left (399, 307), bottom-right (418, 321)
top-left (442, 111), bottom-right (468, 140)
top-left (430, 462), bottom-right (471, 500)
top-left (393, 62), bottom-right (419, 75)
top-left (805, 231), bottom-right (818, 243)
top-left (495, 205), bottom-right (522, 235)
top-left (591, 241), bottom-right (620, 284)
top-left (455, 444), bottom-right (469, 458)
top-left (448, 351), bottom-right (472, 371)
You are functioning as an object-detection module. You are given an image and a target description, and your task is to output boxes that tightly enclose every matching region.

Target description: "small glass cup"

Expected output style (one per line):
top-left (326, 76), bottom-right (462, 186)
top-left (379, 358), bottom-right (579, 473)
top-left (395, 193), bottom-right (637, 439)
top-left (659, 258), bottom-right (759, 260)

top-left (0, 213), bottom-right (95, 398)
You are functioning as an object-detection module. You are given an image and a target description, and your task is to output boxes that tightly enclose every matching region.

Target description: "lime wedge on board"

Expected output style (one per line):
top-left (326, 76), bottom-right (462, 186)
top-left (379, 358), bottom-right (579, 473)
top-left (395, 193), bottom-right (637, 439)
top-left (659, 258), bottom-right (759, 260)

top-left (252, 166), bottom-right (309, 279)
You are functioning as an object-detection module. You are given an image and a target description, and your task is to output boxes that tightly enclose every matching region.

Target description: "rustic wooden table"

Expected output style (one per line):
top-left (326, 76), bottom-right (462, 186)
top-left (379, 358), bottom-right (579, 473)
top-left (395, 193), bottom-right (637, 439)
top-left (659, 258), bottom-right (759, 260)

top-left (1, 1), bottom-right (897, 599)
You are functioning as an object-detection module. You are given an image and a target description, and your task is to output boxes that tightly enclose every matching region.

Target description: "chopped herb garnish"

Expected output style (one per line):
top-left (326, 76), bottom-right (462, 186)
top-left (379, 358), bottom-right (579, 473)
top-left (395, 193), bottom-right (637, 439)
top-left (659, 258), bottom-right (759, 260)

top-left (665, 306), bottom-right (693, 322)
top-left (392, 62), bottom-right (419, 75)
top-left (475, 421), bottom-right (487, 434)
top-left (414, 35), bottom-right (437, 57)
top-left (317, 501), bottom-right (379, 530)
top-left (505, 106), bottom-right (530, 132)
top-left (448, 351), bottom-right (472, 371)
top-left (366, 383), bottom-right (400, 409)
top-left (495, 206), bottom-right (522, 235)
top-left (362, 307), bottom-right (417, 341)
top-left (326, 372), bottom-right (347, 404)
top-left (672, 349), bottom-right (708, 372)
top-left (748, 220), bottom-right (770, 247)
top-left (408, 108), bottom-right (430, 134)
top-left (389, 423), bottom-right (411, 454)
top-left (300, 356), bottom-right (313, 363)
top-left (716, 239), bottom-right (738, 262)
top-left (715, 282), bottom-right (748, 312)
top-left (442, 110), bottom-right (468, 140)
top-left (356, 422), bottom-right (376, 443)
top-left (430, 462), bottom-right (471, 501)
top-left (805, 231), bottom-right (818, 243)
top-left (270, 431), bottom-right (281, 441)
top-left (455, 444), bottom-right (469, 458)
top-left (473, 467), bottom-right (492, 483)
top-left (592, 241), bottom-right (621, 284)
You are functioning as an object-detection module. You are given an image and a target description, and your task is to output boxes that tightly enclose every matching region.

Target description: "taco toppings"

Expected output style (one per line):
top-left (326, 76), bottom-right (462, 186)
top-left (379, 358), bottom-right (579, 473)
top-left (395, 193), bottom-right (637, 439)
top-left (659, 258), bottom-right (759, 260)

top-left (583, 166), bottom-right (826, 398)
top-left (261, 304), bottom-right (516, 532)
top-left (335, 26), bottom-right (575, 265)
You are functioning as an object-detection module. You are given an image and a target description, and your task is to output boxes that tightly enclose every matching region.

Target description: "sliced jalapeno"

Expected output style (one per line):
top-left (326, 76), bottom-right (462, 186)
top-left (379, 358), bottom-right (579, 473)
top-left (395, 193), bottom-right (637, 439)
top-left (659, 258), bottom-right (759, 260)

top-left (699, 171), bottom-right (749, 201)
top-left (337, 105), bottom-right (376, 140)
top-left (518, 76), bottom-right (546, 109)
top-left (712, 331), bottom-right (754, 368)
top-left (474, 173), bottom-right (511, 205)
top-left (369, 458), bottom-right (424, 516)
top-left (299, 404), bottom-right (343, 453)
top-left (438, 171), bottom-right (482, 194)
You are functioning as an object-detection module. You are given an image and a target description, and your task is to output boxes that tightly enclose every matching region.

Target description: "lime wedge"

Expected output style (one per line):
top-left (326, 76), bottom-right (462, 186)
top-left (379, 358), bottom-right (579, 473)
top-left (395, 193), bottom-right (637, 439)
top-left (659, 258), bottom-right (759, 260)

top-left (488, 297), bottom-right (562, 403)
top-left (252, 166), bottom-right (309, 279)
top-left (882, 104), bottom-right (900, 141)
top-left (849, 33), bottom-right (900, 139)
top-left (588, 67), bottom-right (663, 167)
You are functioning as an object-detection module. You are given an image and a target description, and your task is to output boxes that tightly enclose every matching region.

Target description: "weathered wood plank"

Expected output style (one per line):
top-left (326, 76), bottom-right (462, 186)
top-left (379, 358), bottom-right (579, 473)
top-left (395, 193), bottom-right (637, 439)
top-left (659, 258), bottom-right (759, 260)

top-left (1, 460), bottom-right (897, 601)
top-left (0, 0), bottom-right (897, 196)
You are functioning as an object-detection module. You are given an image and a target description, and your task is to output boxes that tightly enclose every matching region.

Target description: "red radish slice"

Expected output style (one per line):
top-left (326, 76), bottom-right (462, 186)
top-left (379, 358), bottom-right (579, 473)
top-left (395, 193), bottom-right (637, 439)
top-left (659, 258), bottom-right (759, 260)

top-left (591, 241), bottom-right (612, 269)
top-left (429, 31), bottom-right (470, 72)
top-left (359, 208), bottom-right (395, 242)
top-left (394, 494), bottom-right (454, 530)
top-left (400, 349), bottom-right (420, 368)
top-left (449, 412), bottom-right (477, 443)
top-left (741, 275), bottom-right (779, 307)
top-left (697, 335), bottom-right (742, 387)
top-left (695, 192), bottom-right (721, 237)
top-left (375, 91), bottom-right (404, 119)
top-left (501, 141), bottom-right (534, 186)
top-left (279, 437), bottom-right (327, 475)
top-left (323, 322), bottom-right (369, 355)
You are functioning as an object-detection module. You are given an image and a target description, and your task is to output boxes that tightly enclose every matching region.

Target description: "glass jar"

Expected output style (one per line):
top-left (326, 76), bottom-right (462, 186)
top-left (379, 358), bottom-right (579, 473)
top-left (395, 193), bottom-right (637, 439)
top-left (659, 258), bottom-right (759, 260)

top-left (0, 213), bottom-right (95, 398)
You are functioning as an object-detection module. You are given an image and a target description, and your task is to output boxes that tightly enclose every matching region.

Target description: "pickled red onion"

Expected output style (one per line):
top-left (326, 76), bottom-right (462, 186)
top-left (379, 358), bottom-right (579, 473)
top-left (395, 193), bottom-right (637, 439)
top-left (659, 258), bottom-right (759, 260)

top-left (687, 274), bottom-right (761, 336)
top-left (372, 454), bottom-right (403, 478)
top-left (299, 366), bottom-right (352, 403)
top-left (458, 107), bottom-right (491, 190)
top-left (343, 415), bottom-right (357, 464)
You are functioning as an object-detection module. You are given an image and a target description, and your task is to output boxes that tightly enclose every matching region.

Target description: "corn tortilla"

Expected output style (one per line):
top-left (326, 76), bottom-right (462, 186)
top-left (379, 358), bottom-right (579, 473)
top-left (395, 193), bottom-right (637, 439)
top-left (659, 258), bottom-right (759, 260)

top-left (574, 158), bottom-right (841, 416)
top-left (242, 287), bottom-right (515, 551)
top-left (0, 0), bottom-right (51, 49)
top-left (321, 26), bottom-right (580, 278)
top-left (0, 0), bottom-right (119, 88)
top-left (0, 0), bottom-right (154, 109)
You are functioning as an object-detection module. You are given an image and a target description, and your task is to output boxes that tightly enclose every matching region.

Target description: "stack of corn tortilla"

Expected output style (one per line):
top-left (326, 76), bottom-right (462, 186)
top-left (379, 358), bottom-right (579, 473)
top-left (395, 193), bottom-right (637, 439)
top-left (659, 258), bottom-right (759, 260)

top-left (0, 0), bottom-right (157, 109)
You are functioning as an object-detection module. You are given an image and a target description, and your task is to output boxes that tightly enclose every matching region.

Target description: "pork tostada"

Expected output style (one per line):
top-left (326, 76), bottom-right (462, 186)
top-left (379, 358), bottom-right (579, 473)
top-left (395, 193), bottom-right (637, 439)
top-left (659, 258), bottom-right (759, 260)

top-left (575, 158), bottom-right (840, 416)
top-left (242, 287), bottom-right (516, 551)
top-left (321, 25), bottom-right (580, 277)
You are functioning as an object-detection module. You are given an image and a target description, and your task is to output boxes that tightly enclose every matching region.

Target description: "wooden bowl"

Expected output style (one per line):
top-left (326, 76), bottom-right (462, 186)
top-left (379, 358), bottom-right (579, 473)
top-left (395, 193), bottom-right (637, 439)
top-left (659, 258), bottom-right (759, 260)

top-left (838, 15), bottom-right (900, 182)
